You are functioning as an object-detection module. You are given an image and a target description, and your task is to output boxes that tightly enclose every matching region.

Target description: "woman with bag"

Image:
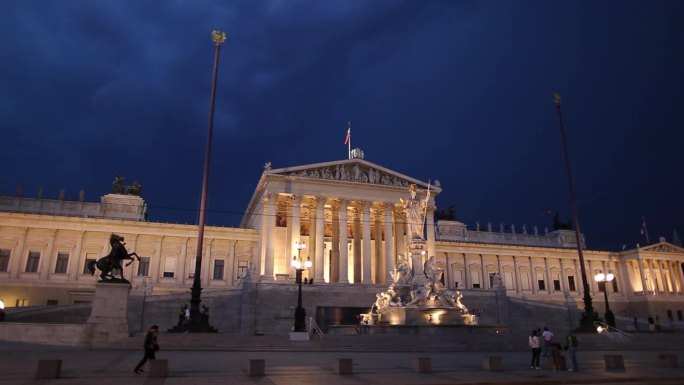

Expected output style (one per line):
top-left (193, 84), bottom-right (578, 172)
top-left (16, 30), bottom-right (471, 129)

top-left (529, 329), bottom-right (541, 369)
top-left (134, 324), bottom-right (159, 374)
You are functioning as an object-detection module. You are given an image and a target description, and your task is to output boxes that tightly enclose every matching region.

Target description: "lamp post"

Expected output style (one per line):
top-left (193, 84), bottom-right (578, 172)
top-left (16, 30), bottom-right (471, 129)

top-left (188, 30), bottom-right (226, 332)
top-left (594, 272), bottom-right (616, 328)
top-left (553, 93), bottom-right (596, 331)
top-left (292, 241), bottom-right (312, 332)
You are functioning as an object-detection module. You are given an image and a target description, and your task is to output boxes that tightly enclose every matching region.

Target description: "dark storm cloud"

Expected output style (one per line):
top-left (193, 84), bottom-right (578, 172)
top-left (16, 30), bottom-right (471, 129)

top-left (1, 1), bottom-right (682, 249)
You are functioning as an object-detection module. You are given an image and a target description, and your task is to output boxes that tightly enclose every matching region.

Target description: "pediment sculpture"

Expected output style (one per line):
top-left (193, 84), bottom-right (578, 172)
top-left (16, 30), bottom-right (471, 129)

top-left (280, 163), bottom-right (412, 188)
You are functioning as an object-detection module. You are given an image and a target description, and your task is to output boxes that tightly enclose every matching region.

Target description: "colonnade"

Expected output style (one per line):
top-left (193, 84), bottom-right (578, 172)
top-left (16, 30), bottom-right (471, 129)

top-left (258, 192), bottom-right (435, 284)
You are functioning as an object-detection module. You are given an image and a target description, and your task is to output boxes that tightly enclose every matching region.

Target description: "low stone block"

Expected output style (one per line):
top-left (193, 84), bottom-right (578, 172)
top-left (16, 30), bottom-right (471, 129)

top-left (36, 360), bottom-right (61, 379)
top-left (248, 359), bottom-right (265, 377)
top-left (411, 357), bottom-right (431, 373)
top-left (482, 356), bottom-right (502, 371)
top-left (336, 358), bottom-right (353, 375)
top-left (604, 355), bottom-right (625, 371)
top-left (658, 354), bottom-right (678, 368)
top-left (149, 359), bottom-right (168, 378)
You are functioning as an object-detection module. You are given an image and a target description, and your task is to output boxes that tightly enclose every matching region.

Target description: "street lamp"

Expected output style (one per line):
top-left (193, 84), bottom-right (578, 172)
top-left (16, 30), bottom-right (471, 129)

top-left (594, 271), bottom-right (616, 328)
top-left (292, 241), bottom-right (312, 332)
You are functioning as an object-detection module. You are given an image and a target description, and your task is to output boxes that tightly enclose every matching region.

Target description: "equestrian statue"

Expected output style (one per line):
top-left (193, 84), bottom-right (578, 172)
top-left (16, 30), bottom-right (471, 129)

top-left (87, 233), bottom-right (141, 282)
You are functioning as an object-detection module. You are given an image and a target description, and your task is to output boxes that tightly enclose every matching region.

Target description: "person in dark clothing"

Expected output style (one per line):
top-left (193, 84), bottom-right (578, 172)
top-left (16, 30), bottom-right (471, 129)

top-left (134, 324), bottom-right (159, 374)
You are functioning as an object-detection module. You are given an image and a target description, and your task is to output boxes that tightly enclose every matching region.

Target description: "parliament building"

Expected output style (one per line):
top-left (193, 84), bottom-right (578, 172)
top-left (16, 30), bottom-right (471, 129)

top-left (1, 156), bottom-right (683, 332)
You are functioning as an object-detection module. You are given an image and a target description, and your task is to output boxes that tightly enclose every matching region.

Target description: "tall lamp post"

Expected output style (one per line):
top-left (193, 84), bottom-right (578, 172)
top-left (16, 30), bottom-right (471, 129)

top-left (188, 30), bottom-right (226, 332)
top-left (553, 93), bottom-right (596, 331)
top-left (594, 272), bottom-right (616, 328)
top-left (292, 241), bottom-right (312, 332)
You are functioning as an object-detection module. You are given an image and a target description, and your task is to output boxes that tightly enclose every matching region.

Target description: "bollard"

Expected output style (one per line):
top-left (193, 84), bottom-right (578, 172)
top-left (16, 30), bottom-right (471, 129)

top-left (482, 356), bottom-right (502, 371)
top-left (658, 354), bottom-right (678, 368)
top-left (248, 359), bottom-right (265, 377)
top-left (411, 357), bottom-right (431, 373)
top-left (149, 359), bottom-right (168, 378)
top-left (336, 358), bottom-right (353, 375)
top-left (36, 360), bottom-right (62, 379)
top-left (604, 355), bottom-right (625, 372)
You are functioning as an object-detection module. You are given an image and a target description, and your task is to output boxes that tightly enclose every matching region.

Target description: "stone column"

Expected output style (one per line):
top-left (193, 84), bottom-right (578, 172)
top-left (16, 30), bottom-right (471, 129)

top-left (68, 231), bottom-right (85, 281)
top-left (615, 258), bottom-right (630, 297)
top-left (480, 254), bottom-right (486, 289)
top-left (513, 255), bottom-right (520, 293)
top-left (361, 201), bottom-right (372, 284)
top-left (544, 257), bottom-right (551, 294)
top-left (657, 259), bottom-right (669, 295)
top-left (314, 197), bottom-right (325, 281)
top-left (384, 203), bottom-right (395, 283)
top-left (151, 236), bottom-right (164, 283)
top-left (331, 201), bottom-right (340, 283)
top-left (290, 194), bottom-right (302, 258)
top-left (637, 258), bottom-right (648, 294)
top-left (10, 227), bottom-right (28, 279)
top-left (202, 239), bottom-right (213, 284)
top-left (176, 238), bottom-right (189, 284)
top-left (227, 240), bottom-right (237, 286)
top-left (373, 209), bottom-right (384, 283)
top-left (529, 257), bottom-right (535, 294)
top-left (338, 199), bottom-right (349, 283)
top-left (646, 259), bottom-right (657, 295)
top-left (41, 229), bottom-right (57, 280)
top-left (352, 208), bottom-right (362, 283)
top-left (587, 260), bottom-right (596, 296)
top-left (426, 205), bottom-right (436, 258)
top-left (559, 258), bottom-right (567, 291)
top-left (463, 253), bottom-right (469, 289)
top-left (677, 261), bottom-right (684, 294)
top-left (262, 192), bottom-right (277, 281)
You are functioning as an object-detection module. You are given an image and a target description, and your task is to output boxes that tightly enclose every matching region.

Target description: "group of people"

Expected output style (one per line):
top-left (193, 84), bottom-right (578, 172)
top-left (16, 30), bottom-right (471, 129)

top-left (528, 327), bottom-right (579, 371)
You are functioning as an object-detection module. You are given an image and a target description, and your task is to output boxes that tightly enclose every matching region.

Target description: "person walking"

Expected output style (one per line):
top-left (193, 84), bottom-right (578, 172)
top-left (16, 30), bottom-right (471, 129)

top-left (564, 331), bottom-right (579, 372)
top-left (134, 324), bottom-right (159, 374)
top-left (541, 326), bottom-right (554, 356)
top-left (529, 329), bottom-right (541, 370)
top-left (183, 305), bottom-right (190, 333)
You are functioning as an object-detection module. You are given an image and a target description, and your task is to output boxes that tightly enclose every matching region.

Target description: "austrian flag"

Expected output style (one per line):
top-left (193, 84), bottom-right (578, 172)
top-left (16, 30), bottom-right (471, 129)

top-left (344, 127), bottom-right (351, 145)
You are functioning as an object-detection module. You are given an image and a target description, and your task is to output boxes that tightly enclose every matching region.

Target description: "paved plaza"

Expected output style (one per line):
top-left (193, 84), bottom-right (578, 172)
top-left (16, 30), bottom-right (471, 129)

top-left (2, 341), bottom-right (684, 385)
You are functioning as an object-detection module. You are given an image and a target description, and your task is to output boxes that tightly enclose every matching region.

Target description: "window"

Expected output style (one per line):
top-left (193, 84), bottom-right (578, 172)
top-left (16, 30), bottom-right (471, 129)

top-left (538, 280), bottom-right (546, 290)
top-left (25, 251), bottom-right (40, 273)
top-left (46, 300), bottom-right (58, 306)
top-left (54, 252), bottom-right (69, 274)
top-left (667, 310), bottom-right (673, 320)
top-left (137, 257), bottom-right (150, 277)
top-left (163, 257), bottom-right (176, 278)
top-left (553, 279), bottom-right (561, 291)
top-left (677, 310), bottom-right (683, 321)
top-left (454, 281), bottom-right (459, 288)
top-left (0, 249), bottom-right (10, 272)
top-left (489, 273), bottom-right (496, 288)
top-left (237, 260), bottom-right (249, 279)
top-left (612, 279), bottom-right (619, 293)
top-left (213, 259), bottom-right (225, 280)
top-left (472, 283), bottom-right (480, 288)
top-left (598, 281), bottom-right (606, 292)
top-left (83, 258), bottom-right (96, 274)
top-left (568, 276), bottom-right (576, 291)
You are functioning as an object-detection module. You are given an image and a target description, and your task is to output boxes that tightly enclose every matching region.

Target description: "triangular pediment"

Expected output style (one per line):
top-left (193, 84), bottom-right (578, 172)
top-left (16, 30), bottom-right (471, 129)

top-left (264, 158), bottom-right (439, 192)
top-left (640, 241), bottom-right (684, 254)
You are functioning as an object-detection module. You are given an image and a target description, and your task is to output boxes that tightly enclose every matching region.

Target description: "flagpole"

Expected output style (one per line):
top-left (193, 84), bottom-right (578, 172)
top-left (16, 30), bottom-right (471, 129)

top-left (642, 216), bottom-right (650, 244)
top-left (347, 121), bottom-right (351, 159)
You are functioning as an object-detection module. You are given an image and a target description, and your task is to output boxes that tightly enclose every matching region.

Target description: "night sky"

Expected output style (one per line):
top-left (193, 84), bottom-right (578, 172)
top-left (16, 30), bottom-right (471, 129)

top-left (2, 1), bottom-right (683, 251)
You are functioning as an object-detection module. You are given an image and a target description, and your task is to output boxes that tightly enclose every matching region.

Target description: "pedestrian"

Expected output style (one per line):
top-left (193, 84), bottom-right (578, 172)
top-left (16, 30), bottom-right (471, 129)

top-left (549, 342), bottom-right (563, 371)
top-left (648, 315), bottom-right (655, 332)
top-left (529, 329), bottom-right (541, 370)
top-left (183, 305), bottom-right (190, 333)
top-left (564, 331), bottom-right (579, 372)
top-left (541, 326), bottom-right (554, 356)
top-left (134, 324), bottom-right (159, 374)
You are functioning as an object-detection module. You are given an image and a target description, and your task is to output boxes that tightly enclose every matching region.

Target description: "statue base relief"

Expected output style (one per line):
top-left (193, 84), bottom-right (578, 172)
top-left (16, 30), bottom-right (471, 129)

top-left (86, 282), bottom-right (132, 348)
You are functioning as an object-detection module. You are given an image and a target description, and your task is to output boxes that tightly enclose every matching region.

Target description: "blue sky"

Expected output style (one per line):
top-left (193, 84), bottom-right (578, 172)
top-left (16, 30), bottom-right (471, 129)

top-left (1, 1), bottom-right (683, 250)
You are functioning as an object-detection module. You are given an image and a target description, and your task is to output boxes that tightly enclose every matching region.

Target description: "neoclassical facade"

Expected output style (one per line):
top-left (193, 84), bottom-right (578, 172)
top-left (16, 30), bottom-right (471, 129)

top-left (1, 157), bottom-right (683, 321)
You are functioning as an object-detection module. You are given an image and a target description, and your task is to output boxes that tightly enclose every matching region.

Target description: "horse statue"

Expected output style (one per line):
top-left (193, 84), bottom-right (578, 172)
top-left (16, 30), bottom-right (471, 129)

top-left (87, 233), bottom-right (141, 282)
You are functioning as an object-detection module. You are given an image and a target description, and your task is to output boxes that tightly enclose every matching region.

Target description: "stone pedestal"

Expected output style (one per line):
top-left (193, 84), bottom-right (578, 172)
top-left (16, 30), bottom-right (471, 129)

top-left (409, 240), bottom-right (427, 285)
top-left (86, 282), bottom-right (132, 348)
